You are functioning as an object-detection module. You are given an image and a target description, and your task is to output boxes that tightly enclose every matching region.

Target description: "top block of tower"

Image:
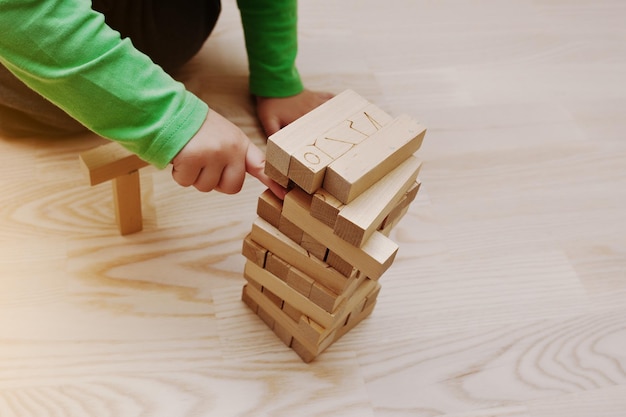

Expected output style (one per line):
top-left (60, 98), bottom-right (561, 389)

top-left (264, 90), bottom-right (426, 203)
top-left (265, 90), bottom-right (370, 184)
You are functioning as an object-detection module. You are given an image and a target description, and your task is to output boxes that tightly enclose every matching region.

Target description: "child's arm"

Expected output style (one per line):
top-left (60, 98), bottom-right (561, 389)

top-left (0, 0), bottom-right (203, 169)
top-left (0, 0), bottom-right (284, 195)
top-left (237, 0), bottom-right (332, 135)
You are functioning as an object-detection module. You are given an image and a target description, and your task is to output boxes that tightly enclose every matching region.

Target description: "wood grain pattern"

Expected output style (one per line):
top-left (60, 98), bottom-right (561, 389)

top-left (323, 114), bottom-right (426, 204)
top-left (1, 0), bottom-right (625, 415)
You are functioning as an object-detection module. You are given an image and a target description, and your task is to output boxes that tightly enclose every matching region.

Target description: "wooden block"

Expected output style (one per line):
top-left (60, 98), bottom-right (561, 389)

top-left (112, 170), bottom-right (143, 235)
top-left (312, 269), bottom-right (374, 333)
top-left (310, 189), bottom-right (344, 228)
top-left (323, 114), bottom-right (426, 204)
top-left (317, 286), bottom-right (379, 358)
top-left (79, 141), bottom-right (149, 186)
top-left (336, 292), bottom-right (377, 340)
top-left (298, 278), bottom-right (377, 346)
top-left (278, 215), bottom-right (303, 244)
top-left (326, 250), bottom-right (358, 278)
top-left (404, 180), bottom-right (422, 207)
top-left (336, 269), bottom-right (367, 305)
top-left (334, 156), bottom-right (422, 247)
top-left (250, 218), bottom-right (351, 294)
top-left (344, 297), bottom-right (368, 327)
top-left (282, 300), bottom-right (303, 323)
top-left (288, 145), bottom-right (335, 194)
top-left (293, 320), bottom-right (340, 362)
top-left (272, 321), bottom-right (294, 347)
top-left (257, 189), bottom-right (283, 228)
top-left (313, 103), bottom-right (393, 156)
top-left (245, 260), bottom-right (377, 331)
top-left (290, 260), bottom-right (364, 314)
top-left (263, 161), bottom-right (290, 188)
top-left (287, 103), bottom-right (394, 193)
top-left (379, 206), bottom-right (410, 237)
top-left (80, 142), bottom-right (148, 235)
top-left (298, 316), bottom-right (326, 347)
top-left (265, 252), bottom-right (291, 282)
top-left (244, 274), bottom-right (263, 291)
top-left (290, 337), bottom-right (318, 363)
top-left (378, 181), bottom-right (420, 232)
top-left (381, 180), bottom-right (420, 231)
top-left (265, 89), bottom-right (370, 179)
top-left (243, 283), bottom-right (321, 361)
top-left (378, 181), bottom-right (421, 231)
top-left (285, 264), bottom-right (314, 297)
top-left (242, 235), bottom-right (268, 267)
top-left (363, 283), bottom-right (382, 311)
top-left (309, 282), bottom-right (341, 313)
top-left (244, 279), bottom-right (379, 363)
top-left (296, 281), bottom-right (380, 360)
top-left (296, 281), bottom-right (380, 356)
top-left (281, 188), bottom-right (398, 280)
top-left (257, 306), bottom-right (276, 329)
top-left (300, 233), bottom-right (328, 261)
top-left (346, 281), bottom-right (380, 329)
top-left (298, 279), bottom-right (380, 348)
top-left (241, 284), bottom-right (259, 314)
top-left (262, 286), bottom-right (283, 309)
top-left (244, 260), bottom-right (335, 328)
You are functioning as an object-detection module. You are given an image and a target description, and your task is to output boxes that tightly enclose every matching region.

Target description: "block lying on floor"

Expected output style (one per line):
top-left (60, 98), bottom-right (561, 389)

top-left (79, 141), bottom-right (150, 235)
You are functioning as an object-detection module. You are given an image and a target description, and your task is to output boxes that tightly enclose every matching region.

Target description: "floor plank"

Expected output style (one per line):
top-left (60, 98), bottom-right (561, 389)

top-left (1, 0), bottom-right (625, 416)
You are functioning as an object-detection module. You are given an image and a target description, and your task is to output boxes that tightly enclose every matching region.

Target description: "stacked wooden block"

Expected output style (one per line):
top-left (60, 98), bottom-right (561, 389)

top-left (241, 90), bottom-right (426, 362)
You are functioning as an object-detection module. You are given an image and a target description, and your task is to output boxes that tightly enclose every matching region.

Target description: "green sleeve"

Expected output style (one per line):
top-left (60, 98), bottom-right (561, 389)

top-left (237, 0), bottom-right (304, 98)
top-left (0, 0), bottom-right (208, 169)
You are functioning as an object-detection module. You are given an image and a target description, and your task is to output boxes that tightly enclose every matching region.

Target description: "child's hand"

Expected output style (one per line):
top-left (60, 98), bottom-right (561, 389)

top-left (256, 89), bottom-right (334, 136)
top-left (171, 110), bottom-right (287, 199)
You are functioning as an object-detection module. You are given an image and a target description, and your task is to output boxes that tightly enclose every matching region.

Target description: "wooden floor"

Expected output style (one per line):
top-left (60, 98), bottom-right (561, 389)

top-left (1, 1), bottom-right (625, 416)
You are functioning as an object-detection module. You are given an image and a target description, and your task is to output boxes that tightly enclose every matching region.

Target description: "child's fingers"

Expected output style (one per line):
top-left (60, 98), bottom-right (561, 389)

top-left (215, 158), bottom-right (246, 194)
top-left (193, 166), bottom-right (221, 192)
top-left (171, 159), bottom-right (201, 188)
top-left (245, 143), bottom-right (287, 200)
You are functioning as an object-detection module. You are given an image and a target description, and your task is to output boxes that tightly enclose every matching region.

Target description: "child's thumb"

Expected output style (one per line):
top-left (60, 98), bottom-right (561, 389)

top-left (245, 143), bottom-right (287, 200)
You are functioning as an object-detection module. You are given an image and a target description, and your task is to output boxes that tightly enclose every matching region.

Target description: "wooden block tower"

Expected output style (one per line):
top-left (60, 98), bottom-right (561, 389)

top-left (240, 90), bottom-right (426, 362)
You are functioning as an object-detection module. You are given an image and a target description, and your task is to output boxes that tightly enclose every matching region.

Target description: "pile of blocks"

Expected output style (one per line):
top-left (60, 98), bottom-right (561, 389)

top-left (240, 90), bottom-right (426, 362)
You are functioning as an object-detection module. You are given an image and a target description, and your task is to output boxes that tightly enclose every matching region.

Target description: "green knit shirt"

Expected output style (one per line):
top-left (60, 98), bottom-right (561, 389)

top-left (0, 0), bottom-right (303, 168)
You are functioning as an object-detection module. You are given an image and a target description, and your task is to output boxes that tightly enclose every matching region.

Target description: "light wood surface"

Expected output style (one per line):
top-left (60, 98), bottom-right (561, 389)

top-left (1, 0), bottom-right (625, 416)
